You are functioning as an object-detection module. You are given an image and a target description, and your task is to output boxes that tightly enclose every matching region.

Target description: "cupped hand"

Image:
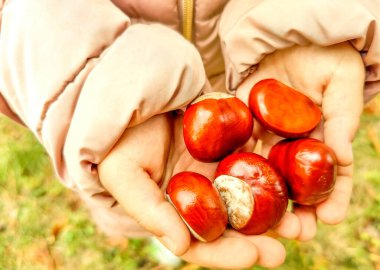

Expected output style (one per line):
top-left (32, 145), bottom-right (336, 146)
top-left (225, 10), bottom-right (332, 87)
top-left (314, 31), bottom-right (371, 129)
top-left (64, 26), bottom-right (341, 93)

top-left (236, 42), bottom-right (365, 241)
top-left (97, 112), bottom-right (300, 269)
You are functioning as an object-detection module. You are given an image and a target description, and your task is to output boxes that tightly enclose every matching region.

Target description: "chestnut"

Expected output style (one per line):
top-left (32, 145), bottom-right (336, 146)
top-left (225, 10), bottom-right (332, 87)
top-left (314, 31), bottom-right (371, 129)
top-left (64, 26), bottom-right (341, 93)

top-left (214, 152), bottom-right (288, 235)
top-left (268, 138), bottom-right (337, 205)
top-left (249, 79), bottom-right (321, 138)
top-left (183, 92), bottom-right (253, 162)
top-left (166, 171), bottom-right (228, 242)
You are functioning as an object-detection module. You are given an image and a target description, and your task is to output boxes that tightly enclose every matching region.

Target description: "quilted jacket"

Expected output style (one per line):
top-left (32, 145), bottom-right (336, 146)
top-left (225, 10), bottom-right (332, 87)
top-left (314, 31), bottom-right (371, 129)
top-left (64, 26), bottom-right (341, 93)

top-left (0, 0), bottom-right (379, 236)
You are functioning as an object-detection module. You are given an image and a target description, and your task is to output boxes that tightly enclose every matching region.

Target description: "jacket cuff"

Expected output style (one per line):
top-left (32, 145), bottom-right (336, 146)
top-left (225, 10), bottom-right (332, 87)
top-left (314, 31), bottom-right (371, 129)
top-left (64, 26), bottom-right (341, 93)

top-left (219, 0), bottom-right (380, 102)
top-left (43, 24), bottom-right (206, 205)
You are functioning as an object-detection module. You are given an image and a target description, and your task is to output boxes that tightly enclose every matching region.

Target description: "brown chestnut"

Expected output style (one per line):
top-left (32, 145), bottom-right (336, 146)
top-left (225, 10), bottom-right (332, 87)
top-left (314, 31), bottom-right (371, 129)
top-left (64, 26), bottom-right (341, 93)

top-left (214, 152), bottom-right (288, 235)
top-left (249, 79), bottom-right (321, 138)
top-left (166, 171), bottom-right (228, 242)
top-left (183, 92), bottom-right (253, 162)
top-left (268, 138), bottom-right (337, 205)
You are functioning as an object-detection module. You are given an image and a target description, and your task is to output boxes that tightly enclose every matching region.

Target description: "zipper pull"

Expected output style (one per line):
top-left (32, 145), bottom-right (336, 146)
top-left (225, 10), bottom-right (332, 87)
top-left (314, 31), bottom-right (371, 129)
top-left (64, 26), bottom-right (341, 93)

top-left (181, 0), bottom-right (194, 41)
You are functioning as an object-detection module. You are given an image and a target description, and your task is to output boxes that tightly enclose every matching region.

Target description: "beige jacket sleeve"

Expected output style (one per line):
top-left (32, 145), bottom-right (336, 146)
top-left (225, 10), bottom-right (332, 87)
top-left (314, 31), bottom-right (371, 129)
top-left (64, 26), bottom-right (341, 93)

top-left (219, 0), bottom-right (380, 102)
top-left (0, 0), bottom-right (206, 207)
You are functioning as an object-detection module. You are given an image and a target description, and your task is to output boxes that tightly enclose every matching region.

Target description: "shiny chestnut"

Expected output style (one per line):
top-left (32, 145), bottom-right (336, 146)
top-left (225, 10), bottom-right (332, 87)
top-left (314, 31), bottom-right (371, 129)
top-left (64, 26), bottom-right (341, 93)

top-left (183, 92), bottom-right (253, 162)
top-left (214, 152), bottom-right (288, 235)
top-left (249, 79), bottom-right (321, 138)
top-left (268, 138), bottom-right (337, 205)
top-left (166, 171), bottom-right (228, 242)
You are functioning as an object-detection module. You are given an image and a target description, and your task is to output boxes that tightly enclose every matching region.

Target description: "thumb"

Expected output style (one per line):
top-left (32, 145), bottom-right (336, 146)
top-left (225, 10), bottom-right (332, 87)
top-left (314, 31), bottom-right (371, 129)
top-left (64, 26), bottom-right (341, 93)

top-left (317, 46), bottom-right (365, 224)
top-left (322, 47), bottom-right (365, 166)
top-left (98, 154), bottom-right (191, 256)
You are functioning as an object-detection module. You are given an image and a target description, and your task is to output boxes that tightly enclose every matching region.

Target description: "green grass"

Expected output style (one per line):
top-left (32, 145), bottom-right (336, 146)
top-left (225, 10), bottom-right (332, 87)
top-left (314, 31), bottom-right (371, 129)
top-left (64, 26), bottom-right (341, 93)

top-left (0, 97), bottom-right (379, 270)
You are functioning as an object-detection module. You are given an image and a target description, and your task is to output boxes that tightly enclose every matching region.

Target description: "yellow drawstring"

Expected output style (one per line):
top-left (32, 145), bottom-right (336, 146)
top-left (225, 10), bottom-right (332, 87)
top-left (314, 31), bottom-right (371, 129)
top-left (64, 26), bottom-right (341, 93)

top-left (182, 0), bottom-right (194, 42)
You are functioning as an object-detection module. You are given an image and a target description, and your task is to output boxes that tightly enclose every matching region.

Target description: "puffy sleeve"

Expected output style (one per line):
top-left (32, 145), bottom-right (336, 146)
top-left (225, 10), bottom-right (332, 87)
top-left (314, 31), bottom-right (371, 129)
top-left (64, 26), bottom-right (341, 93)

top-left (0, 0), bottom-right (206, 206)
top-left (219, 0), bottom-right (380, 102)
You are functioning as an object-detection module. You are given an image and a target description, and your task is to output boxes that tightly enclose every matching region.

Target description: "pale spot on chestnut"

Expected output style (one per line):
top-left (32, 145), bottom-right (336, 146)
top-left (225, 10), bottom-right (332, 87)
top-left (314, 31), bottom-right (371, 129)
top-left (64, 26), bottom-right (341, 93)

top-left (214, 175), bottom-right (254, 230)
top-left (191, 92), bottom-right (234, 104)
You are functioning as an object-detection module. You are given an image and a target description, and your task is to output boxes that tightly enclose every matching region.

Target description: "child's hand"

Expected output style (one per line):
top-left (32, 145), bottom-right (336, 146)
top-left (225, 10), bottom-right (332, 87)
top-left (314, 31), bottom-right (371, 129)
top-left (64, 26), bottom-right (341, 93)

top-left (98, 112), bottom-right (301, 269)
top-left (236, 42), bottom-right (365, 241)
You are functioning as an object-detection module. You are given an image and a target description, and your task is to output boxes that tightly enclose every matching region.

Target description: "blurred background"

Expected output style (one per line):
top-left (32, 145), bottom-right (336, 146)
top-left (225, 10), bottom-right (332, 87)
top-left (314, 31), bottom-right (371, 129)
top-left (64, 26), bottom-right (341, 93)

top-left (0, 95), bottom-right (379, 270)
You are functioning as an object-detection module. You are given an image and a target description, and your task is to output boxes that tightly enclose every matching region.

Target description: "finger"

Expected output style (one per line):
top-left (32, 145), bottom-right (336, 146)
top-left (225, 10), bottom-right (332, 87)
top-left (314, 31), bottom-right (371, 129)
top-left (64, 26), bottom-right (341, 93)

top-left (224, 230), bottom-right (286, 268)
top-left (250, 117), bottom-right (284, 157)
top-left (316, 165), bottom-right (353, 225)
top-left (293, 205), bottom-right (317, 241)
top-left (99, 156), bottom-right (190, 256)
top-left (308, 119), bottom-right (324, 141)
top-left (235, 70), bottom-right (268, 105)
top-left (322, 48), bottom-right (365, 166)
top-left (323, 114), bottom-right (359, 166)
top-left (181, 236), bottom-right (259, 269)
top-left (269, 212), bottom-right (302, 240)
top-left (260, 134), bottom-right (284, 158)
top-left (320, 49), bottom-right (363, 225)
top-left (237, 135), bottom-right (257, 153)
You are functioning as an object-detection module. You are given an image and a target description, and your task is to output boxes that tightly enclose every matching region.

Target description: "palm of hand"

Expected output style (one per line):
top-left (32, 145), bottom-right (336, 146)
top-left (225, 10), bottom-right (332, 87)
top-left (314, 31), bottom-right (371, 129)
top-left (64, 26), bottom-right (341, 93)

top-left (112, 112), bottom-right (218, 187)
top-left (236, 43), bottom-right (365, 239)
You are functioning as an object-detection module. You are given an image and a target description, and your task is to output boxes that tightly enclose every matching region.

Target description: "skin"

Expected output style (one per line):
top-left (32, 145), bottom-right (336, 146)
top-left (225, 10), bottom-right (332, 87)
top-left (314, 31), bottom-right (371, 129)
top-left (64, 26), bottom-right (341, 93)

top-left (98, 42), bottom-right (364, 269)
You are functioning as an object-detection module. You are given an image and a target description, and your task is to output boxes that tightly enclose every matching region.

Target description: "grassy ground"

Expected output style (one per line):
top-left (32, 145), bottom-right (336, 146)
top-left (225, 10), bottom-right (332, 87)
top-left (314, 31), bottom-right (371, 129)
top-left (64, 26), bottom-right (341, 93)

top-left (0, 96), bottom-right (379, 270)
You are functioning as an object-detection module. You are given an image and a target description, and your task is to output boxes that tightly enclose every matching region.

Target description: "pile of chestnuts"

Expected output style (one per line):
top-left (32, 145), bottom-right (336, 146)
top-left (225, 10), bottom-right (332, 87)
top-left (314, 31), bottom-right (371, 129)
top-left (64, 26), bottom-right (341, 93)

top-left (166, 78), bottom-right (337, 242)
